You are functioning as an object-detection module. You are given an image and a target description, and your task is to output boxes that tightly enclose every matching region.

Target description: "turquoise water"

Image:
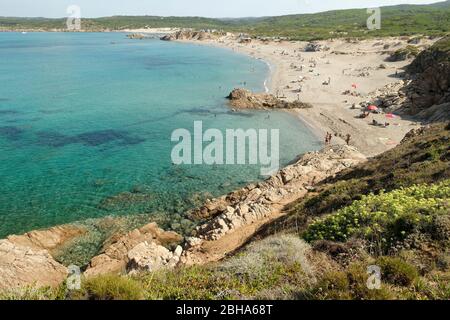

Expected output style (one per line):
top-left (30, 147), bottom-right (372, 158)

top-left (0, 32), bottom-right (322, 237)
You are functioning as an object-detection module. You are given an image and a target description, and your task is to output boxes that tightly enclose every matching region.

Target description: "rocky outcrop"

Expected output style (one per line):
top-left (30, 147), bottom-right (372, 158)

top-left (7, 225), bottom-right (86, 253)
top-left (405, 37), bottom-right (450, 114)
top-left (387, 45), bottom-right (420, 61)
top-left (227, 88), bottom-right (313, 110)
top-left (0, 240), bottom-right (68, 291)
top-left (126, 33), bottom-right (147, 40)
top-left (84, 223), bottom-right (182, 277)
top-left (127, 242), bottom-right (183, 274)
top-left (0, 224), bottom-right (86, 291)
top-left (304, 42), bottom-right (329, 52)
top-left (369, 37), bottom-right (450, 122)
top-left (161, 30), bottom-right (224, 41)
top-left (182, 145), bottom-right (366, 265)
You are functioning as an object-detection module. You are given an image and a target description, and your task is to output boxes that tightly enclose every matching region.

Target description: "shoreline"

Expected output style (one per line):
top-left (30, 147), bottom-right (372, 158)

top-left (179, 36), bottom-right (435, 157)
top-left (180, 39), bottom-right (327, 148)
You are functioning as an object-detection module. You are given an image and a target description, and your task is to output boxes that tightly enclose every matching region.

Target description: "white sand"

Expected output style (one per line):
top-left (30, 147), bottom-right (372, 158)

top-left (185, 37), bottom-right (437, 157)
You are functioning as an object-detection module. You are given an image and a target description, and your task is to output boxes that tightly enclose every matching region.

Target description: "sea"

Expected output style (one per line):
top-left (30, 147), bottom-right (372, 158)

top-left (0, 32), bottom-right (322, 237)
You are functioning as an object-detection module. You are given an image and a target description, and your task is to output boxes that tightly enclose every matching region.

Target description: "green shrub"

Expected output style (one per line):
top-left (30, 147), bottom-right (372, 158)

top-left (274, 123), bottom-right (450, 238)
top-left (303, 180), bottom-right (450, 250)
top-left (77, 274), bottom-right (144, 300)
top-left (376, 257), bottom-right (419, 287)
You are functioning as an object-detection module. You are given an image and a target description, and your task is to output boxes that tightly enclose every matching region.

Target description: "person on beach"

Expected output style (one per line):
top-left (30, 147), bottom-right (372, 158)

top-left (325, 132), bottom-right (333, 145)
top-left (345, 134), bottom-right (351, 145)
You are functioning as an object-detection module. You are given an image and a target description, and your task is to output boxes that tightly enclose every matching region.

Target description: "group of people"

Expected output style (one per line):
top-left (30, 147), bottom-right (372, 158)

top-left (325, 132), bottom-right (352, 146)
top-left (325, 132), bottom-right (334, 145)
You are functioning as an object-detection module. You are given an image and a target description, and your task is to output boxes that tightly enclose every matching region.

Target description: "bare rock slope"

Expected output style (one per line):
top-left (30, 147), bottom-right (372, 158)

top-left (0, 241), bottom-right (68, 291)
top-left (182, 145), bottom-right (366, 265)
top-left (371, 36), bottom-right (450, 122)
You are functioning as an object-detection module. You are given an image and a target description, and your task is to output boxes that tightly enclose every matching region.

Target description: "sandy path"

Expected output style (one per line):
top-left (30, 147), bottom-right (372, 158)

top-left (185, 37), bottom-right (435, 157)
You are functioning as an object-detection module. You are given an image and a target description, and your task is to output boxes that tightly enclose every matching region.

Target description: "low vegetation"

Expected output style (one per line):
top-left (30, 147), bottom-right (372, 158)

top-left (388, 45), bottom-right (420, 61)
top-left (1, 1), bottom-right (449, 40)
top-left (303, 180), bottom-right (450, 251)
top-left (266, 123), bottom-right (450, 237)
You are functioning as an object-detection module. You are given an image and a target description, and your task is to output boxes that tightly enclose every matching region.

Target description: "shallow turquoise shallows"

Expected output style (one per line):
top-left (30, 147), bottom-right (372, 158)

top-left (0, 32), bottom-right (322, 237)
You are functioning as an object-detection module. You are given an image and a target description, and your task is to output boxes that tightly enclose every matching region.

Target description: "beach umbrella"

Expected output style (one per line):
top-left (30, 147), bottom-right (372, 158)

top-left (386, 113), bottom-right (396, 119)
top-left (351, 84), bottom-right (357, 89)
top-left (368, 105), bottom-right (378, 111)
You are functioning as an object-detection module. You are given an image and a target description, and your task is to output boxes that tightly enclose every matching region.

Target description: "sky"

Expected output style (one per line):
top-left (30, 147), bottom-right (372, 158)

top-left (0, 0), bottom-right (445, 18)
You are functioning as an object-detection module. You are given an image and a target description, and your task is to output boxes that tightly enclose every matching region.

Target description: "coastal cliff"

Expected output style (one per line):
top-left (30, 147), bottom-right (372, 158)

top-left (370, 36), bottom-right (450, 122)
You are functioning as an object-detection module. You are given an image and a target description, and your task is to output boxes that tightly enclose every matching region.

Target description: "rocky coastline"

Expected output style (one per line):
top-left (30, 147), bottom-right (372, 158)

top-left (1, 33), bottom-right (448, 293)
top-left (0, 144), bottom-right (365, 290)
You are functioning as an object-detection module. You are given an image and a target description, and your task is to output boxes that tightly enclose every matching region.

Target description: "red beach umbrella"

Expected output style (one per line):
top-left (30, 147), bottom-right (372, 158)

top-left (386, 113), bottom-right (396, 119)
top-left (368, 105), bottom-right (378, 111)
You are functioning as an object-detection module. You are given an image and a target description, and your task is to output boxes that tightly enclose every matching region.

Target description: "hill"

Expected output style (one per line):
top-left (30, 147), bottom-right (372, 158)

top-left (1, 1), bottom-right (449, 40)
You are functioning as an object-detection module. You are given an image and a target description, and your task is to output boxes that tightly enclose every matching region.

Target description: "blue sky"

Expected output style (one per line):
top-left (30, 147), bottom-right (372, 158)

top-left (0, 0), bottom-right (444, 18)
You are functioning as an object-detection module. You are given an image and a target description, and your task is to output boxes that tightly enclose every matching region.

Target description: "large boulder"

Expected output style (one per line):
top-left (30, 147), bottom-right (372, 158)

top-left (0, 240), bottom-right (68, 291)
top-left (127, 242), bottom-right (183, 273)
top-left (84, 223), bottom-right (182, 277)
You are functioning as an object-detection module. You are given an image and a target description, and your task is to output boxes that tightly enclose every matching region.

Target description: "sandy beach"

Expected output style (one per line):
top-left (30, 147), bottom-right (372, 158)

top-left (177, 36), bottom-right (437, 157)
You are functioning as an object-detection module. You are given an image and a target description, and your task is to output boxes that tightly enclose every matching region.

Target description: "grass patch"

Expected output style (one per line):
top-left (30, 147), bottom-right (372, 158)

top-left (298, 263), bottom-right (394, 300)
top-left (70, 274), bottom-right (145, 300)
top-left (138, 235), bottom-right (323, 300)
top-left (376, 256), bottom-right (419, 286)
